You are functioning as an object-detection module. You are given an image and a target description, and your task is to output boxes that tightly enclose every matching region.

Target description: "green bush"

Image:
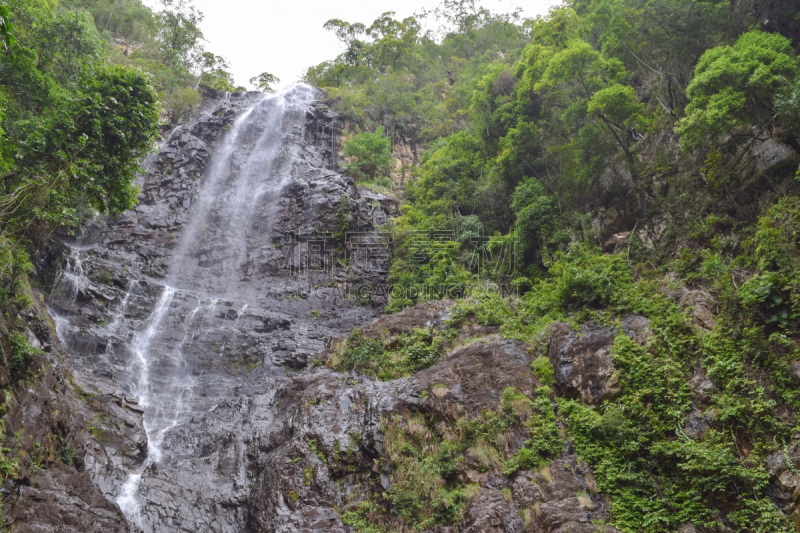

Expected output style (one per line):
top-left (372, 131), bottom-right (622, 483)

top-left (61, 444), bottom-right (76, 465)
top-left (339, 331), bottom-right (385, 372)
top-left (337, 328), bottom-right (444, 380)
top-left (343, 126), bottom-right (392, 182)
top-left (739, 197), bottom-right (800, 333)
top-left (551, 245), bottom-right (632, 311)
top-left (9, 332), bottom-right (41, 373)
top-left (530, 356), bottom-right (555, 386)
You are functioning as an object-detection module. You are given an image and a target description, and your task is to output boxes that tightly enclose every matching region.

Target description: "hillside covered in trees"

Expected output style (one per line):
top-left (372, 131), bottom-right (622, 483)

top-left (303, 0), bottom-right (800, 530)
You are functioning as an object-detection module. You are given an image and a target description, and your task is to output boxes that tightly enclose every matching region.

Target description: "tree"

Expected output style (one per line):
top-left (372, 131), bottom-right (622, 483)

top-left (194, 52), bottom-right (229, 89)
top-left (0, 64), bottom-right (160, 238)
top-left (60, 0), bottom-right (157, 43)
top-left (343, 126), bottom-right (392, 182)
top-left (427, 0), bottom-right (490, 35)
top-left (156, 0), bottom-right (204, 69)
top-left (524, 39), bottom-right (647, 187)
top-left (676, 30), bottom-right (799, 153)
top-left (412, 131), bottom-right (485, 218)
top-left (587, 83), bottom-right (649, 162)
top-left (323, 18), bottom-right (367, 66)
top-left (249, 71), bottom-right (280, 92)
top-left (366, 12), bottom-right (420, 71)
top-left (0, 4), bottom-right (16, 50)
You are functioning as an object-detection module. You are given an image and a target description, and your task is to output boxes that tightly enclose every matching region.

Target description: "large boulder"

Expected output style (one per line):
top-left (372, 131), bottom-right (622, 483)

top-left (10, 463), bottom-right (129, 533)
top-left (547, 322), bottom-right (619, 404)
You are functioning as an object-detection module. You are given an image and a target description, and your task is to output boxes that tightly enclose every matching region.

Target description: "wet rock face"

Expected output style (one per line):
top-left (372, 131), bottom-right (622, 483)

top-left (357, 298), bottom-right (453, 345)
top-left (508, 456), bottom-right (619, 533)
top-left (41, 86), bottom-right (391, 532)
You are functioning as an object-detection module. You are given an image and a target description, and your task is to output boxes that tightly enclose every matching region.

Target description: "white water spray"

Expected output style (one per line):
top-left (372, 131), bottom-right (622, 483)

top-left (116, 285), bottom-right (175, 525)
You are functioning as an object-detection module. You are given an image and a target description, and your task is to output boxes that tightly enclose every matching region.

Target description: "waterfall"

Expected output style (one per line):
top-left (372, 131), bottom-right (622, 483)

top-left (50, 84), bottom-right (324, 531)
top-left (116, 284), bottom-right (175, 523)
top-left (112, 86), bottom-right (317, 528)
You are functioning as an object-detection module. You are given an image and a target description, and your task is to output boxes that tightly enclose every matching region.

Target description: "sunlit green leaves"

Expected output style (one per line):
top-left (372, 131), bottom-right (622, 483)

top-left (676, 30), bottom-right (799, 152)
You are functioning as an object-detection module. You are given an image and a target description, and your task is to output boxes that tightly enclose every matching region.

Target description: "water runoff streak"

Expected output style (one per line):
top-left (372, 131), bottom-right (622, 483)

top-left (109, 85), bottom-right (318, 528)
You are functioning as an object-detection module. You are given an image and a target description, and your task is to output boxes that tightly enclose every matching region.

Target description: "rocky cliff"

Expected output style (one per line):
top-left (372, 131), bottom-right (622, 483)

top-left (7, 85), bottom-right (394, 532)
top-left (5, 83), bottom-right (797, 533)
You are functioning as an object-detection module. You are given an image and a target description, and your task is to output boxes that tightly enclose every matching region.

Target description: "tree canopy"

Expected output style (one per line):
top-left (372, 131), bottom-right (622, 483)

top-left (304, 2), bottom-right (800, 529)
top-left (249, 71), bottom-right (280, 92)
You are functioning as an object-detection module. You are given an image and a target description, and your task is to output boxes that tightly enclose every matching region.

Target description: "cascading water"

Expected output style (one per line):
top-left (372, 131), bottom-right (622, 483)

top-left (116, 285), bottom-right (175, 523)
top-left (48, 83), bottom-right (386, 532)
top-left (108, 86), bottom-right (318, 528)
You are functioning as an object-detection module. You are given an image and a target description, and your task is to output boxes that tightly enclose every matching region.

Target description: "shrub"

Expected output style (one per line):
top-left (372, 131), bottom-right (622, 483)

top-left (739, 197), bottom-right (800, 333)
top-left (9, 331), bottom-right (41, 373)
top-left (61, 444), bottom-right (76, 466)
top-left (336, 328), bottom-right (444, 380)
top-left (343, 126), bottom-right (392, 182)
top-left (531, 357), bottom-right (555, 386)
top-left (339, 331), bottom-right (385, 373)
top-left (551, 245), bottom-right (631, 310)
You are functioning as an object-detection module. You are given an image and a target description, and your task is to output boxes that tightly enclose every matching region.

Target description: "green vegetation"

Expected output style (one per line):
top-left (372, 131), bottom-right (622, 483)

top-left (249, 71), bottom-right (280, 92)
top-left (0, 0), bottom-right (165, 331)
top-left (343, 126), bottom-right (393, 183)
top-left (57, 0), bottom-right (247, 121)
top-left (330, 327), bottom-right (445, 380)
top-left (335, 242), bottom-right (800, 531)
top-left (307, 0), bottom-right (800, 300)
top-left (676, 30), bottom-right (799, 154)
top-left (309, 1), bottom-right (800, 529)
top-left (8, 332), bottom-right (40, 374)
top-left (60, 443), bottom-right (76, 465)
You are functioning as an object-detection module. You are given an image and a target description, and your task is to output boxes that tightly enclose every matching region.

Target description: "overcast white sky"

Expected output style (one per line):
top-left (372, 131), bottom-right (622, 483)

top-left (143, 0), bottom-right (559, 88)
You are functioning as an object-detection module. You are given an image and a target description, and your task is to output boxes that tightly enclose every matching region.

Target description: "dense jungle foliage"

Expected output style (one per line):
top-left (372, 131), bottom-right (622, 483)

top-left (307, 0), bottom-right (800, 530)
